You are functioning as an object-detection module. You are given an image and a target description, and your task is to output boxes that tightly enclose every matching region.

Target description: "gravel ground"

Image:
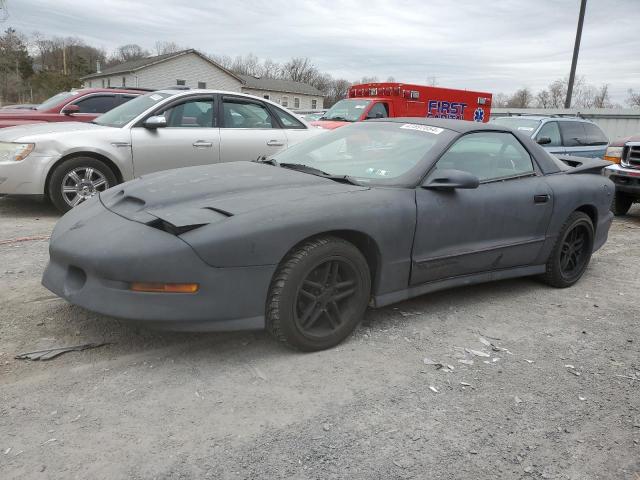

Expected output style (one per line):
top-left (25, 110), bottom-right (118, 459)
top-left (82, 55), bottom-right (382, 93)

top-left (0, 195), bottom-right (638, 480)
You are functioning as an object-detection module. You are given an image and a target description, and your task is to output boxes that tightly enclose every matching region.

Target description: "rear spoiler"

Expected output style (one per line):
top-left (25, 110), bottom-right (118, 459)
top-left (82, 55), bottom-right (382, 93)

top-left (557, 155), bottom-right (612, 175)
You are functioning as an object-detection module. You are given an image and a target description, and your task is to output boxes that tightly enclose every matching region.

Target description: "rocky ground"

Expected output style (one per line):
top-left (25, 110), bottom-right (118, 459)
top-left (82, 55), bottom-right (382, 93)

top-left (0, 195), bottom-right (638, 480)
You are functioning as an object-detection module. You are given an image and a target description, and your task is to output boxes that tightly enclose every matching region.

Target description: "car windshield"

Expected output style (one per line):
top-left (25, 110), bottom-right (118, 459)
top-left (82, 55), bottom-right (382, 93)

top-left (270, 122), bottom-right (453, 183)
top-left (36, 91), bottom-right (77, 111)
top-left (490, 117), bottom-right (541, 134)
top-left (320, 99), bottom-right (371, 122)
top-left (93, 92), bottom-right (172, 127)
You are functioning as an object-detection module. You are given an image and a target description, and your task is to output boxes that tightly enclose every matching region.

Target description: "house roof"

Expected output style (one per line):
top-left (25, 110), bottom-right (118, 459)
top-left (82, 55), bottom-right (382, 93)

top-left (81, 49), bottom-right (242, 82)
top-left (81, 49), bottom-right (324, 97)
top-left (238, 74), bottom-right (324, 97)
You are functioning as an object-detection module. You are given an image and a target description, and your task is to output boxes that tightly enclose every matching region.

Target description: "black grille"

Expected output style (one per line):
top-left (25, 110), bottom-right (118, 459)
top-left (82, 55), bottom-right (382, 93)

top-left (624, 145), bottom-right (640, 169)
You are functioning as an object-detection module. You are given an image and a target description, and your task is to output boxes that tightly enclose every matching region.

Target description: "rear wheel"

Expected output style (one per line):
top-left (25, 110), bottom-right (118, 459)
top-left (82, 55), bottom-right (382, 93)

top-left (48, 157), bottom-right (117, 212)
top-left (542, 211), bottom-right (594, 288)
top-left (611, 192), bottom-right (632, 216)
top-left (266, 236), bottom-right (371, 351)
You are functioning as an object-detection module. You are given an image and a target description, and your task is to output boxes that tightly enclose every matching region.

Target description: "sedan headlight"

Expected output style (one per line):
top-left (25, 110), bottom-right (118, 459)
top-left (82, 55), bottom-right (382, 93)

top-left (0, 142), bottom-right (35, 162)
top-left (603, 146), bottom-right (623, 164)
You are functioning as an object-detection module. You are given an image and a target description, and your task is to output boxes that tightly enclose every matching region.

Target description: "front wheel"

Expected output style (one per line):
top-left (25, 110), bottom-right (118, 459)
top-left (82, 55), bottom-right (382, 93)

top-left (542, 211), bottom-right (594, 288)
top-left (48, 157), bottom-right (117, 212)
top-left (266, 236), bottom-right (371, 351)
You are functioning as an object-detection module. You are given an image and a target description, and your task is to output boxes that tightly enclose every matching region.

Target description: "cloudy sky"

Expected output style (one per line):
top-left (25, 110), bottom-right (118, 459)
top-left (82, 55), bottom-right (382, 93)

top-left (4, 0), bottom-right (640, 103)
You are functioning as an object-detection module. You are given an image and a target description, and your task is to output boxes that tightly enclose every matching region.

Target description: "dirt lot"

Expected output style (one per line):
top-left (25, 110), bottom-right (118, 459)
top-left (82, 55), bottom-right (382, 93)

top-left (0, 195), bottom-right (638, 480)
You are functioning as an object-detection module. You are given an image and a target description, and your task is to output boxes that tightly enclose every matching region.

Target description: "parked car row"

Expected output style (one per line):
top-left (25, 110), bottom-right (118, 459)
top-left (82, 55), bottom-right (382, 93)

top-left (0, 88), bottom-right (322, 211)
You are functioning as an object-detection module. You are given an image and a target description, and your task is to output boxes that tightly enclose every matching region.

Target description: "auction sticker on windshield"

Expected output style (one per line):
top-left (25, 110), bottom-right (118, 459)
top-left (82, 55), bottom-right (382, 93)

top-left (400, 124), bottom-right (443, 134)
top-left (149, 94), bottom-right (164, 101)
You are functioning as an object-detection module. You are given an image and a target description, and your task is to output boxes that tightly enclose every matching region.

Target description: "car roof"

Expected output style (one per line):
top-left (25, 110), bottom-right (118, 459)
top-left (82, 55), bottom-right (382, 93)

top-left (492, 115), bottom-right (596, 124)
top-left (371, 117), bottom-right (517, 133)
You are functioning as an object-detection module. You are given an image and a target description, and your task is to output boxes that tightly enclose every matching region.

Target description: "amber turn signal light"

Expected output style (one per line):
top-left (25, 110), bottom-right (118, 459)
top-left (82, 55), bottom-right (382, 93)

top-left (603, 155), bottom-right (621, 164)
top-left (130, 282), bottom-right (199, 293)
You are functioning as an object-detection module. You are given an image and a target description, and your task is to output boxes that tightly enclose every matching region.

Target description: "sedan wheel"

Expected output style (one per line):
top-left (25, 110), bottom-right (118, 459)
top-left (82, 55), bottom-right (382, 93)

top-left (267, 236), bottom-right (371, 351)
top-left (61, 167), bottom-right (109, 208)
top-left (48, 157), bottom-right (117, 213)
top-left (542, 211), bottom-right (594, 288)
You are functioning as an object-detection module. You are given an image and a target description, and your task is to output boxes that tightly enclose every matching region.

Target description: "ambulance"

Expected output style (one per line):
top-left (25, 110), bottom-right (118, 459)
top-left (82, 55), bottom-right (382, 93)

top-left (312, 82), bottom-right (493, 130)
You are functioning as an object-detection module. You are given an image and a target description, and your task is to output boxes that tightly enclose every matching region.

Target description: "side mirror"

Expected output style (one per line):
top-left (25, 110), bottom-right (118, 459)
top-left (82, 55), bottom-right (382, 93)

top-left (143, 115), bottom-right (167, 129)
top-left (536, 136), bottom-right (552, 145)
top-left (422, 169), bottom-right (480, 190)
top-left (61, 104), bottom-right (80, 115)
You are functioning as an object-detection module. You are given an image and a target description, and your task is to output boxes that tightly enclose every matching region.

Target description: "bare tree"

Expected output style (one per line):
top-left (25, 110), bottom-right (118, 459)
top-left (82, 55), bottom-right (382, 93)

top-left (627, 89), bottom-right (640, 108)
top-left (427, 76), bottom-right (438, 86)
top-left (506, 88), bottom-right (533, 108)
top-left (0, 0), bottom-right (8, 22)
top-left (386, 76), bottom-right (395, 82)
top-left (492, 93), bottom-right (509, 107)
top-left (154, 41), bottom-right (182, 56)
top-left (358, 76), bottom-right (378, 84)
top-left (111, 44), bottom-right (149, 65)
top-left (281, 57), bottom-right (319, 83)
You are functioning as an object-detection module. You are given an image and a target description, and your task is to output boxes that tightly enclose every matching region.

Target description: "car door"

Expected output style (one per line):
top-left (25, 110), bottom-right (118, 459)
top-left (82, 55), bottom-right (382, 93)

top-left (130, 95), bottom-right (220, 177)
top-left (267, 103), bottom-right (316, 147)
top-left (411, 131), bottom-right (554, 285)
top-left (534, 121), bottom-right (565, 155)
top-left (218, 96), bottom-right (288, 162)
top-left (559, 121), bottom-right (607, 158)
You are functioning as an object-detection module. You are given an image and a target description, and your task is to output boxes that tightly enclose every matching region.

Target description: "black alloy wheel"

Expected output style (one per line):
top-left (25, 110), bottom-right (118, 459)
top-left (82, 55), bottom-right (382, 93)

top-left (267, 236), bottom-right (371, 351)
top-left (542, 211), bottom-right (594, 288)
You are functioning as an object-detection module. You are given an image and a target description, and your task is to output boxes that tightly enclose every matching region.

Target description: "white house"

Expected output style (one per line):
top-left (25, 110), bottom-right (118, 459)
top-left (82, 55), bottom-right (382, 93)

top-left (81, 49), bottom-right (324, 110)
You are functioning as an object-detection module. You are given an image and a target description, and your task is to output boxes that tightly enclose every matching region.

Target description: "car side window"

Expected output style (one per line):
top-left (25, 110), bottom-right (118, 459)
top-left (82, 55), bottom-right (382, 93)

top-left (73, 95), bottom-right (118, 114)
top-left (435, 132), bottom-right (534, 182)
top-left (271, 105), bottom-right (306, 129)
top-left (159, 98), bottom-right (215, 128)
top-left (583, 123), bottom-right (608, 146)
top-left (559, 122), bottom-right (587, 147)
top-left (536, 121), bottom-right (561, 147)
top-left (222, 98), bottom-right (274, 129)
top-left (366, 102), bottom-right (389, 119)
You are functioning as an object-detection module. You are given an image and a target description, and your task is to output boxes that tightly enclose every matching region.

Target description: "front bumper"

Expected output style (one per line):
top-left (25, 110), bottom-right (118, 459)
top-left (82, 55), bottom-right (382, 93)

top-left (41, 197), bottom-right (275, 331)
top-left (0, 154), bottom-right (55, 195)
top-left (604, 164), bottom-right (640, 197)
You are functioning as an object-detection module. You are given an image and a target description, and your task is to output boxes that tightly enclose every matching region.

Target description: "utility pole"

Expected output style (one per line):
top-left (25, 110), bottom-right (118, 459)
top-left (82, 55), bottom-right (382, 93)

top-left (565, 0), bottom-right (587, 108)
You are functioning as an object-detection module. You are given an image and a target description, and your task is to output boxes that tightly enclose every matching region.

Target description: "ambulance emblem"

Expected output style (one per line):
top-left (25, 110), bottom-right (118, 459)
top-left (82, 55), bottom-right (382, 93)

top-left (473, 108), bottom-right (485, 122)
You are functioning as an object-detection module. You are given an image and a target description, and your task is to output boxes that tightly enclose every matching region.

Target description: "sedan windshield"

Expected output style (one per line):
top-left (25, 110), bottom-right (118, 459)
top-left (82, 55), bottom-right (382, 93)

top-left (490, 117), bottom-right (541, 134)
top-left (271, 122), bottom-right (454, 184)
top-left (93, 92), bottom-right (172, 127)
top-left (36, 91), bottom-right (77, 111)
top-left (320, 99), bottom-right (371, 122)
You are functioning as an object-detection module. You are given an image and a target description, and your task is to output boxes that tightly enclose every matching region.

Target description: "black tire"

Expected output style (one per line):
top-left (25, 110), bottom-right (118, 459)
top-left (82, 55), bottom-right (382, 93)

top-left (542, 211), bottom-right (594, 288)
top-left (266, 236), bottom-right (371, 351)
top-left (611, 192), bottom-right (632, 216)
top-left (48, 157), bottom-right (117, 213)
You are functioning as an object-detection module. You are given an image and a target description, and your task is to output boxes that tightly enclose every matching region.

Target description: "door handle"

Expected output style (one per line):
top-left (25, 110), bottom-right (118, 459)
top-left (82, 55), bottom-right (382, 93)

top-left (534, 194), bottom-right (550, 203)
top-left (266, 140), bottom-right (284, 147)
top-left (193, 141), bottom-right (213, 148)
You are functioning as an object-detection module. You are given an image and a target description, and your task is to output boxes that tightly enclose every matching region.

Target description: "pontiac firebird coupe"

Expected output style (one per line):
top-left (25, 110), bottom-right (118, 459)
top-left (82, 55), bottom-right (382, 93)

top-left (42, 118), bottom-right (614, 351)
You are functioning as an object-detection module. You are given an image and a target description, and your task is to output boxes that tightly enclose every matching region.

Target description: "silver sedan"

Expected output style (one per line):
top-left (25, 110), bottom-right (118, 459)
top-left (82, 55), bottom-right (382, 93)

top-left (0, 89), bottom-right (323, 211)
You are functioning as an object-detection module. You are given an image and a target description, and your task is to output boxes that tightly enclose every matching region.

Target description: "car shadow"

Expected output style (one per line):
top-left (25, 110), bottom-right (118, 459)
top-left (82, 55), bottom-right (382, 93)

top-left (0, 195), bottom-right (60, 218)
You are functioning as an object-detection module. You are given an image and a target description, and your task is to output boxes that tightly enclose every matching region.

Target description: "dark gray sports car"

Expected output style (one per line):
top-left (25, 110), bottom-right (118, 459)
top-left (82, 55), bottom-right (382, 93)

top-left (42, 118), bottom-right (614, 351)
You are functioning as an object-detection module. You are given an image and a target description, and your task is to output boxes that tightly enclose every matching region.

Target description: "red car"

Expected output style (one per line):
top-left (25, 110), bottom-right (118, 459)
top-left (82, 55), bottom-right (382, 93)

top-left (0, 88), bottom-right (149, 129)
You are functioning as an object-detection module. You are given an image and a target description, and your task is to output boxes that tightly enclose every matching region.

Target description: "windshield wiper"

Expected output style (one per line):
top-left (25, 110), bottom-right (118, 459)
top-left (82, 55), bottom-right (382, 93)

top-left (279, 163), bottom-right (363, 186)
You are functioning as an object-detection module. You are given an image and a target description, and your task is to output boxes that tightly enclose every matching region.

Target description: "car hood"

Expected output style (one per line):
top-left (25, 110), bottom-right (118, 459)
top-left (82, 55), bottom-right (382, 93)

top-left (100, 161), bottom-right (369, 229)
top-left (0, 121), bottom-right (110, 141)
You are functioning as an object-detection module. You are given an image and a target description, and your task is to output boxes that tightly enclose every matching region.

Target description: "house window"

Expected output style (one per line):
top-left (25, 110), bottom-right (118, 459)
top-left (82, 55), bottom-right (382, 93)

top-left (282, 96), bottom-right (288, 107)
top-left (101, 79), bottom-right (105, 88)
top-left (311, 99), bottom-right (317, 109)
top-left (107, 78), bottom-right (111, 87)
top-left (198, 81), bottom-right (206, 89)
top-left (294, 97), bottom-right (300, 109)
top-left (177, 79), bottom-right (186, 86)
top-left (263, 94), bottom-right (270, 100)
top-left (122, 77), bottom-right (126, 87)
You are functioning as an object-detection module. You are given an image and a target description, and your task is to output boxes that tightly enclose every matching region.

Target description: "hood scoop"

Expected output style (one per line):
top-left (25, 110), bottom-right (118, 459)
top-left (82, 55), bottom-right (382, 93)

top-left (145, 206), bottom-right (233, 236)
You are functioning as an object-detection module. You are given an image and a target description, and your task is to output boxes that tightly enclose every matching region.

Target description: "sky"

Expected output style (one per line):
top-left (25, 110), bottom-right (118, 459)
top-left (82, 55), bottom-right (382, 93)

top-left (4, 0), bottom-right (640, 104)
